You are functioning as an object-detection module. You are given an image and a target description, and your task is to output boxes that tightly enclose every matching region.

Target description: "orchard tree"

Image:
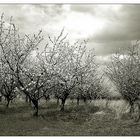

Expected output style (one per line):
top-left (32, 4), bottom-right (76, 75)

top-left (106, 41), bottom-right (140, 119)
top-left (0, 73), bottom-right (17, 107)
top-left (72, 49), bottom-right (102, 104)
top-left (54, 41), bottom-right (91, 111)
top-left (38, 30), bottom-right (87, 111)
top-left (40, 29), bottom-right (99, 111)
top-left (0, 14), bottom-right (48, 116)
top-left (0, 62), bottom-right (17, 108)
top-left (37, 29), bottom-right (69, 107)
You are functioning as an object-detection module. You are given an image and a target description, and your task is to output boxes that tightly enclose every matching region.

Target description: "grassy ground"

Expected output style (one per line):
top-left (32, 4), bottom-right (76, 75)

top-left (0, 100), bottom-right (140, 136)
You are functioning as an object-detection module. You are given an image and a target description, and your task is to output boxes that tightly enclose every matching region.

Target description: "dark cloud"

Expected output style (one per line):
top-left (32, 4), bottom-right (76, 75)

top-left (85, 5), bottom-right (140, 56)
top-left (92, 5), bottom-right (140, 42)
top-left (0, 4), bottom-right (140, 57)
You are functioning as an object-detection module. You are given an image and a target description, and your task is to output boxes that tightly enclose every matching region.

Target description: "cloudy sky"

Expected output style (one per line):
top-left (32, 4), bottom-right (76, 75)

top-left (0, 4), bottom-right (139, 61)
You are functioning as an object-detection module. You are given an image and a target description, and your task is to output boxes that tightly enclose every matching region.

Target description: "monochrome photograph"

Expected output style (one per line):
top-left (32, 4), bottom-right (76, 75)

top-left (0, 4), bottom-right (139, 136)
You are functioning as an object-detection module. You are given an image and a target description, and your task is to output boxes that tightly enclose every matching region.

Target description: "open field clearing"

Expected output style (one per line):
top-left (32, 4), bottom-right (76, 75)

top-left (0, 100), bottom-right (139, 136)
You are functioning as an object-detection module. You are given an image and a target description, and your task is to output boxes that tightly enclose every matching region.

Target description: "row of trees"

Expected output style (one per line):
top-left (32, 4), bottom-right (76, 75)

top-left (1, 14), bottom-right (140, 121)
top-left (0, 14), bottom-right (105, 116)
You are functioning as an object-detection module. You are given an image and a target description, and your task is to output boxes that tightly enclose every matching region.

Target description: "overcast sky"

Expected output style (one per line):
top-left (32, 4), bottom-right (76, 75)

top-left (0, 4), bottom-right (139, 60)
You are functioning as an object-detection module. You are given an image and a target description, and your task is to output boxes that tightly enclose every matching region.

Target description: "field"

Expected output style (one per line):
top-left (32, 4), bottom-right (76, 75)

top-left (0, 99), bottom-right (140, 136)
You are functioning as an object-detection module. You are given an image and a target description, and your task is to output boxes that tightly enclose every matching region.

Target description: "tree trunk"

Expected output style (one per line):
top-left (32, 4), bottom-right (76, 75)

top-left (6, 98), bottom-right (10, 108)
top-left (60, 90), bottom-right (69, 111)
top-left (60, 98), bottom-right (66, 111)
top-left (89, 97), bottom-right (92, 103)
top-left (77, 97), bottom-right (80, 105)
top-left (83, 97), bottom-right (87, 104)
top-left (129, 101), bottom-right (135, 120)
top-left (0, 96), bottom-right (2, 102)
top-left (25, 95), bottom-right (29, 102)
top-left (32, 100), bottom-right (38, 117)
top-left (44, 95), bottom-right (50, 103)
top-left (130, 102), bottom-right (134, 114)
